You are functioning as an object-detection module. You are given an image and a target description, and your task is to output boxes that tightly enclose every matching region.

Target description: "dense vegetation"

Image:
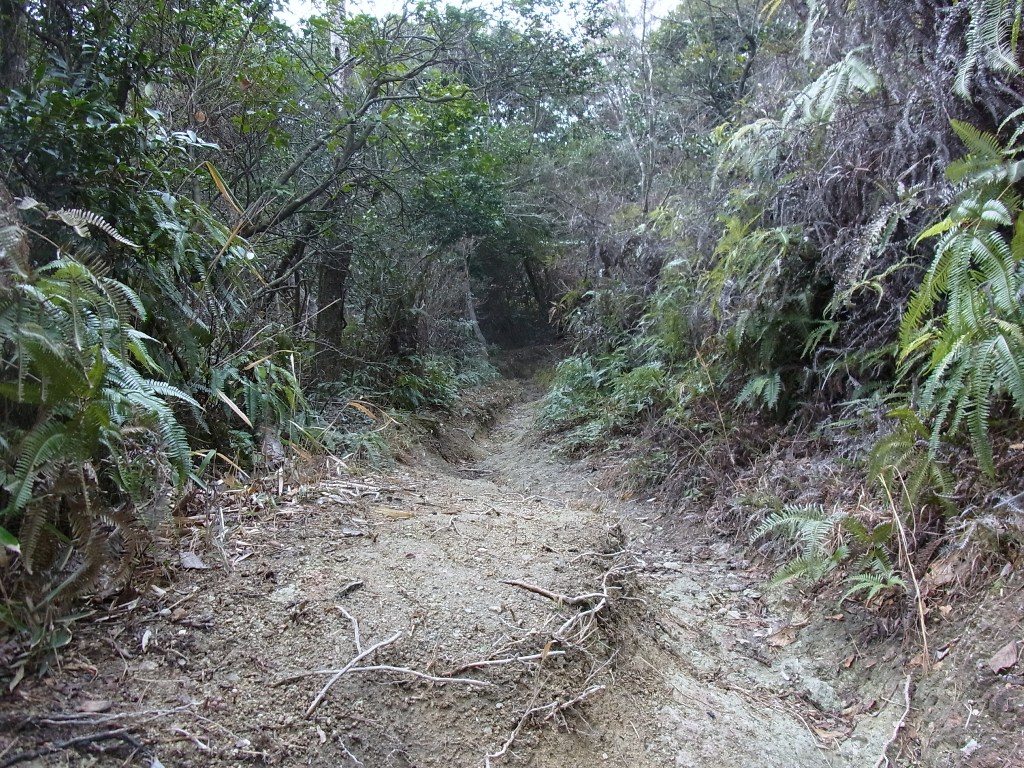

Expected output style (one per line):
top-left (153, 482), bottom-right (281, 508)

top-left (2, 0), bottom-right (1023, 672)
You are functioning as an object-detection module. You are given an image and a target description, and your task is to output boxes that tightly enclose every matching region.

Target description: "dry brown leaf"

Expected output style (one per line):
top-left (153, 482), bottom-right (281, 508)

top-left (812, 725), bottom-right (846, 743)
top-left (375, 507), bottom-right (415, 519)
top-left (78, 699), bottom-right (112, 714)
top-left (841, 654), bottom-right (855, 669)
top-left (988, 641), bottom-right (1019, 674)
top-left (766, 625), bottom-right (801, 647)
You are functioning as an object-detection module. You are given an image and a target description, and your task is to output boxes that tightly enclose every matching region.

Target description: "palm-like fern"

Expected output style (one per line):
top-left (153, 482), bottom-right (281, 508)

top-left (0, 219), bottom-right (197, 636)
top-left (783, 49), bottom-right (879, 125)
top-left (953, 0), bottom-right (1024, 98)
top-left (901, 121), bottom-right (1024, 475)
top-left (752, 504), bottom-right (849, 587)
top-left (869, 408), bottom-right (956, 512)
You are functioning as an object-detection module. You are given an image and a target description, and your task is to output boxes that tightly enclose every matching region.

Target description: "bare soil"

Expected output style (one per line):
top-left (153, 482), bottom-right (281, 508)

top-left (1, 371), bottom-right (1022, 767)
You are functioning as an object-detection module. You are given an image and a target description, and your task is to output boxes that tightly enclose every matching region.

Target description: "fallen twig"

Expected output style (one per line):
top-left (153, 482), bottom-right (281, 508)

top-left (451, 650), bottom-right (567, 674)
top-left (276, 665), bottom-right (488, 688)
top-left (873, 674), bottom-right (914, 768)
top-left (337, 604), bottom-right (363, 652)
top-left (347, 665), bottom-right (490, 687)
top-left (0, 705), bottom-right (194, 729)
top-left (500, 580), bottom-right (604, 607)
top-left (337, 581), bottom-right (364, 598)
top-left (304, 631), bottom-right (402, 717)
top-left (171, 726), bottom-right (211, 752)
top-left (505, 564), bottom-right (634, 647)
top-left (484, 685), bottom-right (606, 767)
top-left (0, 729), bottom-right (144, 768)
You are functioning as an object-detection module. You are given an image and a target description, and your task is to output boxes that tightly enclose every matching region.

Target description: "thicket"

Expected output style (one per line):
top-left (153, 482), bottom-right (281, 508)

top-left (3, 0), bottom-right (1024, 673)
top-left (537, 0), bottom-right (1024, 612)
top-left (0, 0), bottom-right (594, 674)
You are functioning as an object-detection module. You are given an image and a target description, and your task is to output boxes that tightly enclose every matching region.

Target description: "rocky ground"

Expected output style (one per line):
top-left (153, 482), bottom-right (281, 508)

top-left (0, 369), bottom-right (1021, 767)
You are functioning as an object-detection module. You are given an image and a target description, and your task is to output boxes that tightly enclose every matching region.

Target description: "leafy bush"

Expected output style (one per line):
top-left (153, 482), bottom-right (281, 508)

top-left (388, 356), bottom-right (460, 411)
top-left (539, 355), bottom-right (610, 433)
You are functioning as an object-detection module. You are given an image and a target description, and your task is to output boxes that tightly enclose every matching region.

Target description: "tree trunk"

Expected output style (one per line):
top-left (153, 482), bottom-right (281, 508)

top-left (0, 0), bottom-right (27, 91)
top-left (521, 257), bottom-right (548, 317)
top-left (464, 255), bottom-right (488, 352)
top-left (315, 242), bottom-right (352, 380)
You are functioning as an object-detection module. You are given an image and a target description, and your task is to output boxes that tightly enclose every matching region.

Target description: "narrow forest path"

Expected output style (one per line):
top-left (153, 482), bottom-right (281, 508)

top-left (0, 380), bottom-right (903, 767)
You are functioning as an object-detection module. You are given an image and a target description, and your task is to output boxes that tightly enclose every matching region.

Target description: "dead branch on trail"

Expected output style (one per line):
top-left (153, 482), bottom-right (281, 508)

top-left (273, 608), bottom-right (492, 718)
top-left (276, 665), bottom-right (490, 689)
top-left (499, 579), bottom-right (605, 606)
top-left (502, 563), bottom-right (635, 647)
top-left (873, 674), bottom-right (914, 768)
top-left (304, 630), bottom-right (403, 717)
top-left (483, 685), bottom-right (606, 768)
top-left (0, 729), bottom-right (145, 768)
top-left (450, 650), bottom-right (567, 675)
top-left (0, 705), bottom-right (195, 729)
top-left (481, 560), bottom-right (635, 765)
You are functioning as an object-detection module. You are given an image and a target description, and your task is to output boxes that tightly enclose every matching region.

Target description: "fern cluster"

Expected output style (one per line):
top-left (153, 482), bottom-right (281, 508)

top-left (952, 0), bottom-right (1024, 98)
top-left (753, 504), bottom-right (848, 587)
top-left (0, 212), bottom-right (198, 660)
top-left (753, 504), bottom-right (907, 605)
top-left (901, 121), bottom-right (1024, 475)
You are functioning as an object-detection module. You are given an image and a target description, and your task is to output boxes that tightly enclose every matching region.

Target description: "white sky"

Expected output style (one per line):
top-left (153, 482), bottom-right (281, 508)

top-left (277, 1), bottom-right (410, 28)
top-left (277, 1), bottom-right (674, 30)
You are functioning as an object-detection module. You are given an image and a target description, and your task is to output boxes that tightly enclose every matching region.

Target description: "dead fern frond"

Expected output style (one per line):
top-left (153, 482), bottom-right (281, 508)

top-left (50, 209), bottom-right (140, 249)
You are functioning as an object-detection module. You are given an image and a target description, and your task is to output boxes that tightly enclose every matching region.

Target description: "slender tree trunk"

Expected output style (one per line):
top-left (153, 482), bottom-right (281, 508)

top-left (0, 0), bottom-right (27, 91)
top-left (521, 257), bottom-right (548, 316)
top-left (463, 255), bottom-right (488, 352)
top-left (315, 242), bottom-right (352, 379)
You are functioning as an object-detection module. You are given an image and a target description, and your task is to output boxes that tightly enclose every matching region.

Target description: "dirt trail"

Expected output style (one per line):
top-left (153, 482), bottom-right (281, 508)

top-left (0, 383), bottom-right (904, 767)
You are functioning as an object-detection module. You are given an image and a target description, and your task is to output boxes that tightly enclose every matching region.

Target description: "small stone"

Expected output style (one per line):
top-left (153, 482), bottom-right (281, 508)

top-left (961, 739), bottom-right (981, 757)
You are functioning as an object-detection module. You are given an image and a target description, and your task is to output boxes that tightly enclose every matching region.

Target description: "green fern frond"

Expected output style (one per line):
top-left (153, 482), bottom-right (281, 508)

top-left (841, 572), bottom-right (906, 605)
top-left (767, 549), bottom-right (845, 588)
top-left (736, 371), bottom-right (782, 410)
top-left (783, 49), bottom-right (879, 126)
top-left (950, 119), bottom-right (1005, 160)
top-left (954, 0), bottom-right (1023, 97)
top-left (753, 504), bottom-right (839, 558)
top-left (3, 421), bottom-right (80, 517)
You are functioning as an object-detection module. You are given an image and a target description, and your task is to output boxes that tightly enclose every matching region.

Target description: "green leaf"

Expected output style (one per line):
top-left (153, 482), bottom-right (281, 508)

top-left (0, 527), bottom-right (20, 552)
